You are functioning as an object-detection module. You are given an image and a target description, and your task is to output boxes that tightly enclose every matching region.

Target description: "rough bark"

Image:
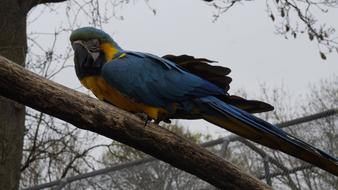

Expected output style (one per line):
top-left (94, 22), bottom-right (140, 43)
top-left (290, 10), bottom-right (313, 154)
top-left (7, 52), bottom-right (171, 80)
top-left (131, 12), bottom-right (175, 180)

top-left (0, 1), bottom-right (28, 189)
top-left (0, 56), bottom-right (272, 190)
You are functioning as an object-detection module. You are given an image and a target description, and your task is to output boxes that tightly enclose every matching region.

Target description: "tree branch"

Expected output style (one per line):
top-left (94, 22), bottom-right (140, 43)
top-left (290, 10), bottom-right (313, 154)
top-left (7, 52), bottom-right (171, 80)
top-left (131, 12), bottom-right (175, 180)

top-left (0, 55), bottom-right (271, 190)
top-left (21, 0), bottom-right (68, 11)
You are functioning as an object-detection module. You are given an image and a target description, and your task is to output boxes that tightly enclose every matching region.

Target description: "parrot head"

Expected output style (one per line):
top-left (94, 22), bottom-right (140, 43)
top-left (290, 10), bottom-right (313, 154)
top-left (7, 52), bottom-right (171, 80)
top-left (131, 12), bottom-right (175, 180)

top-left (70, 27), bottom-right (123, 79)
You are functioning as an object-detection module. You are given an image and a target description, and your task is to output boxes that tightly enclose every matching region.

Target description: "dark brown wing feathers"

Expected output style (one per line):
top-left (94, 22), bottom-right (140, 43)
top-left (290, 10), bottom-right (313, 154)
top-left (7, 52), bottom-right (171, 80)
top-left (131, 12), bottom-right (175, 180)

top-left (218, 95), bottom-right (274, 113)
top-left (162, 54), bottom-right (274, 113)
top-left (163, 54), bottom-right (232, 92)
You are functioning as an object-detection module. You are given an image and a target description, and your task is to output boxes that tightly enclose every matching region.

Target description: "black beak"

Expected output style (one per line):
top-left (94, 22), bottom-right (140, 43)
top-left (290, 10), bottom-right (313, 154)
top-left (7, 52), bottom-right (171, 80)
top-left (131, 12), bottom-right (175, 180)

top-left (72, 42), bottom-right (106, 69)
top-left (72, 43), bottom-right (94, 68)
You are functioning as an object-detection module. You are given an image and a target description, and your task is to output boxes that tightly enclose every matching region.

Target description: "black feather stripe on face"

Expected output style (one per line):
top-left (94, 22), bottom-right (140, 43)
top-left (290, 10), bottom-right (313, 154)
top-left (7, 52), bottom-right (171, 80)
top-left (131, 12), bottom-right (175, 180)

top-left (72, 41), bottom-right (105, 79)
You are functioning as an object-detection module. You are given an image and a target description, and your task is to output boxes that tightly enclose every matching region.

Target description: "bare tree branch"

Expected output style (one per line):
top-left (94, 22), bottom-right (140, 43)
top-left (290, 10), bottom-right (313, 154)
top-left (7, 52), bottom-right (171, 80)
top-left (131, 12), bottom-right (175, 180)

top-left (20, 0), bottom-right (68, 11)
top-left (204, 0), bottom-right (338, 58)
top-left (0, 55), bottom-right (271, 190)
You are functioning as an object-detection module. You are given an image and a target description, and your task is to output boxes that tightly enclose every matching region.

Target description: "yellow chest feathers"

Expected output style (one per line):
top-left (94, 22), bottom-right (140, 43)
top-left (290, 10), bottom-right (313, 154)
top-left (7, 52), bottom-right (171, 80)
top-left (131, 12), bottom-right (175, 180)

top-left (80, 76), bottom-right (167, 119)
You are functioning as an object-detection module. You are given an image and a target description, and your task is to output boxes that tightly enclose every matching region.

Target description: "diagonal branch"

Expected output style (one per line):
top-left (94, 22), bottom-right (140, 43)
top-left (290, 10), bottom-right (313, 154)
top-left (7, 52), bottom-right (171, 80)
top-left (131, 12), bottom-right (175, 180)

top-left (0, 55), bottom-right (271, 189)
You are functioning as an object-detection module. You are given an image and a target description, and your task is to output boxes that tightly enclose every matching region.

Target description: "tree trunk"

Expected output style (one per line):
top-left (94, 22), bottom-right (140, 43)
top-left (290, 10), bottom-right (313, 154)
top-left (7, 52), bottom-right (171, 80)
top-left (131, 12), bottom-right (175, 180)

top-left (0, 1), bottom-right (28, 189)
top-left (0, 56), bottom-right (272, 190)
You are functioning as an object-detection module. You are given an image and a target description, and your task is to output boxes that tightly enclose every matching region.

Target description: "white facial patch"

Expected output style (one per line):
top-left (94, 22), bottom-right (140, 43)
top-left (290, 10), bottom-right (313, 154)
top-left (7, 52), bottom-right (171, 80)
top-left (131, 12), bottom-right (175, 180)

top-left (72, 39), bottom-right (101, 61)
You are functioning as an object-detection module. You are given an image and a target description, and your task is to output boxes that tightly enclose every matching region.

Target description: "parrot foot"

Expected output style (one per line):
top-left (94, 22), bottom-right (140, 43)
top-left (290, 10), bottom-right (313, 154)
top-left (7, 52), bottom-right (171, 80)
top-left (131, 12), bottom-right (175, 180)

top-left (135, 112), bottom-right (148, 121)
top-left (134, 113), bottom-right (171, 126)
top-left (153, 119), bottom-right (161, 125)
top-left (134, 113), bottom-right (151, 126)
top-left (145, 117), bottom-right (152, 127)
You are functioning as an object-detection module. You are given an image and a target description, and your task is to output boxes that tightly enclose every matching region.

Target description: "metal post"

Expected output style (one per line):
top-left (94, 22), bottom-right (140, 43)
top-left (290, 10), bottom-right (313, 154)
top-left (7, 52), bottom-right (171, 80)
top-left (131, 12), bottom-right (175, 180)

top-left (218, 139), bottom-right (230, 157)
top-left (263, 155), bottom-right (272, 186)
top-left (53, 178), bottom-right (67, 190)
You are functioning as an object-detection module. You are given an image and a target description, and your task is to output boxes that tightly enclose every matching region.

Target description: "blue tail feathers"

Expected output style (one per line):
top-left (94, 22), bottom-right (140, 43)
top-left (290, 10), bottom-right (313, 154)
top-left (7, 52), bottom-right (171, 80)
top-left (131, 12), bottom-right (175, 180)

top-left (198, 96), bottom-right (338, 163)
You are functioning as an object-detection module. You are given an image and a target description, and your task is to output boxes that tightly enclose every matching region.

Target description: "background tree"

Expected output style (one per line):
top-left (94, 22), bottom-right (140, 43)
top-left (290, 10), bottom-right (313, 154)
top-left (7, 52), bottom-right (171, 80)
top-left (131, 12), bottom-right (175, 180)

top-left (1, 1), bottom-right (35, 189)
top-left (0, 1), bottom-right (102, 189)
top-left (205, 0), bottom-right (338, 59)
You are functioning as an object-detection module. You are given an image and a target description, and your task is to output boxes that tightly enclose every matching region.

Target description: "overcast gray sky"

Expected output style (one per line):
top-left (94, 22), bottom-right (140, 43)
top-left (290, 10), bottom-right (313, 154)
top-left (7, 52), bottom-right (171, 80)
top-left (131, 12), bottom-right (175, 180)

top-left (28, 0), bottom-right (338, 136)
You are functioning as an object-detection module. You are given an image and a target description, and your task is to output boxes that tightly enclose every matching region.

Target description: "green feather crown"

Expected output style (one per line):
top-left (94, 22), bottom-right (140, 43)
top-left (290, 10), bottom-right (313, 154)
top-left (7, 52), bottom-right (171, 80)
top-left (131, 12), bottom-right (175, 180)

top-left (70, 27), bottom-right (123, 50)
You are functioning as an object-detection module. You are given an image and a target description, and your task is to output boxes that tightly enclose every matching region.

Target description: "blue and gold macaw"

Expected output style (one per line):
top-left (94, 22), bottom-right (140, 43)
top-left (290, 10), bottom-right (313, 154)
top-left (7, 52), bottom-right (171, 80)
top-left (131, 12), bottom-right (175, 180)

top-left (70, 27), bottom-right (338, 176)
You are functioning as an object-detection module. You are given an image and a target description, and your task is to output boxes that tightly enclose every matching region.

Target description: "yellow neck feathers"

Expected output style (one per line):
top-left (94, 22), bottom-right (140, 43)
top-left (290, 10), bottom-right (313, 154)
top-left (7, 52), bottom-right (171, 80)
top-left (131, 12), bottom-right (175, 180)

top-left (100, 42), bottom-right (120, 61)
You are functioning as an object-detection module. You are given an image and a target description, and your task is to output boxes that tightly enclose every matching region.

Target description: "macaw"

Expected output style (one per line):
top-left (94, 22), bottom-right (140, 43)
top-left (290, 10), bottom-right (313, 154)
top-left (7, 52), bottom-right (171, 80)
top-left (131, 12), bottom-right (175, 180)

top-left (70, 27), bottom-right (338, 176)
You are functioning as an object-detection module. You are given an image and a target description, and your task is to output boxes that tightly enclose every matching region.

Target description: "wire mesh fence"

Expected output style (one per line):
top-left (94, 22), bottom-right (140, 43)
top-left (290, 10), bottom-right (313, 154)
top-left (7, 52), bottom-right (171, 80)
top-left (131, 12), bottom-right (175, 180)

top-left (23, 109), bottom-right (338, 190)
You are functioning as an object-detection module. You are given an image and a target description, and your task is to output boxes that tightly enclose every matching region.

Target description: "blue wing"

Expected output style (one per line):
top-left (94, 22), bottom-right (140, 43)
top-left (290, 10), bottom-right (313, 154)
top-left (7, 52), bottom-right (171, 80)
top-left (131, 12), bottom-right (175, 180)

top-left (101, 51), bottom-right (225, 110)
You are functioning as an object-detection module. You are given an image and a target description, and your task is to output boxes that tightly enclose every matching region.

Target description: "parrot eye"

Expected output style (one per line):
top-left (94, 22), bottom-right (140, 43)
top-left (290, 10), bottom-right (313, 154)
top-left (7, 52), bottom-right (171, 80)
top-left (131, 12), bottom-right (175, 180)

top-left (86, 39), bottom-right (100, 53)
top-left (72, 39), bottom-right (101, 62)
